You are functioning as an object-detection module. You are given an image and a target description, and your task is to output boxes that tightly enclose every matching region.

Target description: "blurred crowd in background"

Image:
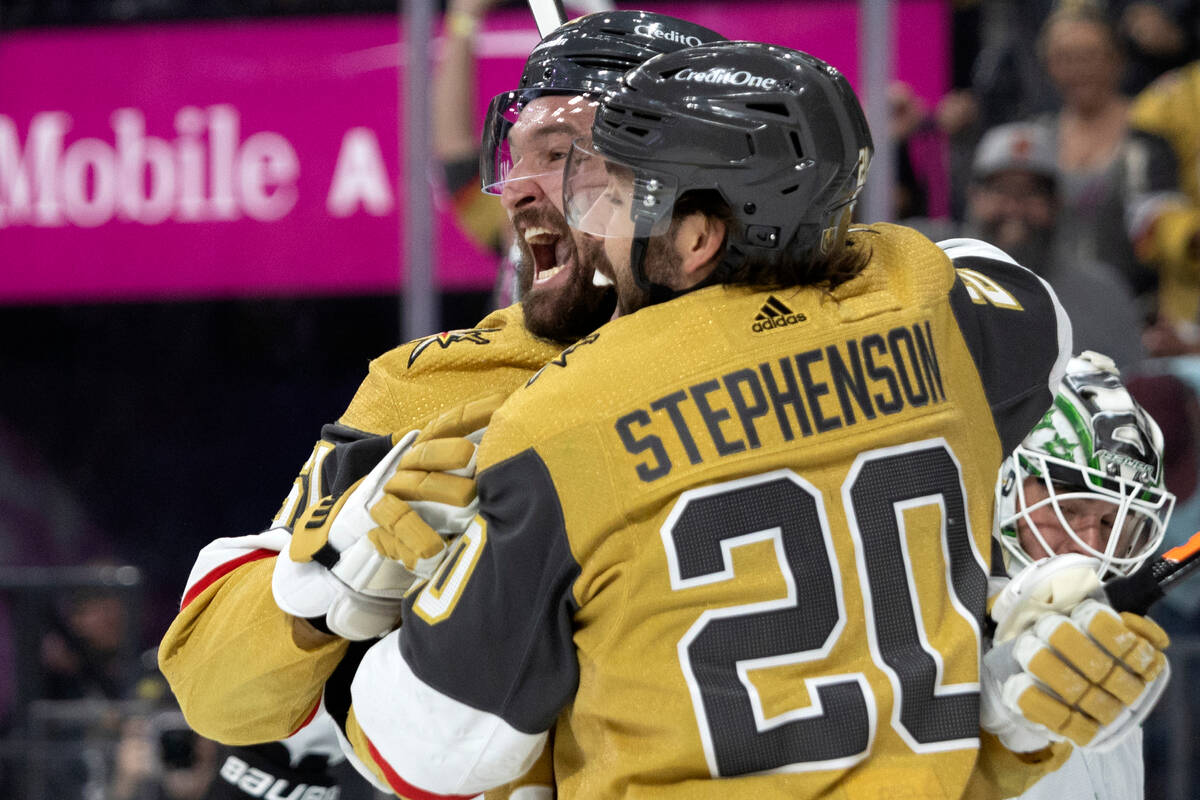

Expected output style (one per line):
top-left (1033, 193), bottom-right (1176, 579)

top-left (7, 0), bottom-right (1200, 797)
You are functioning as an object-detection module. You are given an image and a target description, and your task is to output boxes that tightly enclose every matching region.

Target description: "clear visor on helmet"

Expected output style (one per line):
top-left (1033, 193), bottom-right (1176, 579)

top-left (562, 140), bottom-right (676, 238)
top-left (1000, 447), bottom-right (1175, 576)
top-left (480, 89), bottom-right (601, 195)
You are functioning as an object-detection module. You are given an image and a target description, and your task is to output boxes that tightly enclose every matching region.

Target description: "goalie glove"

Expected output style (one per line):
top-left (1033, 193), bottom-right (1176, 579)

top-left (272, 394), bottom-right (505, 640)
top-left (981, 554), bottom-right (1170, 752)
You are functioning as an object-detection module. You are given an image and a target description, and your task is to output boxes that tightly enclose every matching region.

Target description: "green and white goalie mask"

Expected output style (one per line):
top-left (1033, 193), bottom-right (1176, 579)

top-left (995, 352), bottom-right (1175, 577)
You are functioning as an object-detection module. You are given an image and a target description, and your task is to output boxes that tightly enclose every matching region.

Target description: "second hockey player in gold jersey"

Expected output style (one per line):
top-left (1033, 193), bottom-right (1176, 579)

top-left (327, 43), bottom-right (1082, 799)
top-left (157, 12), bottom-right (727, 795)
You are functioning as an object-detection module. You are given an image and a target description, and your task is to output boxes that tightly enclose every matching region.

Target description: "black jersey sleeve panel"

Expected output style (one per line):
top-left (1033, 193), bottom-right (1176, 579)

top-left (400, 447), bottom-right (582, 735)
top-left (945, 245), bottom-right (1073, 454)
top-left (322, 639), bottom-right (373, 737)
top-left (315, 425), bottom-right (396, 497)
top-left (318, 422), bottom-right (377, 446)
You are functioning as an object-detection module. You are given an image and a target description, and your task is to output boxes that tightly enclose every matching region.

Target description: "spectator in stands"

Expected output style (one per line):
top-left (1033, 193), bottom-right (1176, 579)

top-left (432, 0), bottom-right (520, 308)
top-left (888, 81), bottom-right (952, 222)
top-left (109, 712), bottom-right (220, 800)
top-left (1130, 59), bottom-right (1200, 350)
top-left (941, 1), bottom-right (1195, 223)
top-left (912, 120), bottom-right (1147, 371)
top-left (38, 577), bottom-right (131, 703)
top-left (25, 566), bottom-right (142, 800)
top-left (935, 0), bottom-right (1059, 221)
top-left (1117, 1), bottom-right (1197, 95)
top-left (1029, 4), bottom-right (1180, 308)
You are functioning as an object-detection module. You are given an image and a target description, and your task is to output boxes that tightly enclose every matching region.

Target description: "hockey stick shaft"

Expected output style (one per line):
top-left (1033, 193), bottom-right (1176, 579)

top-left (1104, 531), bottom-right (1200, 614)
top-left (528, 0), bottom-right (567, 38)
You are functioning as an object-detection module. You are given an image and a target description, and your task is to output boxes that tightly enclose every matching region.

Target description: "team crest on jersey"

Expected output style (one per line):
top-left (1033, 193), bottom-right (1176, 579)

top-left (407, 327), bottom-right (500, 368)
top-left (526, 332), bottom-right (600, 385)
top-left (751, 295), bottom-right (807, 334)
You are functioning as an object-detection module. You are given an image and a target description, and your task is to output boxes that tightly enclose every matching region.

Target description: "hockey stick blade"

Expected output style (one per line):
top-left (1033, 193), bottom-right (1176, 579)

top-left (1104, 531), bottom-right (1200, 615)
top-left (528, 0), bottom-right (567, 38)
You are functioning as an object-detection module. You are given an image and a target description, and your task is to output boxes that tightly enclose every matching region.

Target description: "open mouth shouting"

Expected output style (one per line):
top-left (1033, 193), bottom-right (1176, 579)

top-left (511, 211), bottom-right (618, 342)
top-left (522, 225), bottom-right (575, 288)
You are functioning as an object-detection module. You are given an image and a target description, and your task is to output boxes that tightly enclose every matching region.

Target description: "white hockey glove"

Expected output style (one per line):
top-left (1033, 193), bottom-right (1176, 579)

top-left (981, 554), bottom-right (1170, 752)
top-left (272, 394), bottom-right (504, 640)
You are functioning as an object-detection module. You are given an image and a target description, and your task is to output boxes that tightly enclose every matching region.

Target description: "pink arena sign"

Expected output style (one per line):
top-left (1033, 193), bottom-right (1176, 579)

top-left (0, 3), bottom-right (947, 303)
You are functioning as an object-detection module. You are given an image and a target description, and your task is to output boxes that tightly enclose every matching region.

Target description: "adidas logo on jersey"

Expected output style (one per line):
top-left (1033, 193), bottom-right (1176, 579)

top-left (752, 295), bottom-right (806, 333)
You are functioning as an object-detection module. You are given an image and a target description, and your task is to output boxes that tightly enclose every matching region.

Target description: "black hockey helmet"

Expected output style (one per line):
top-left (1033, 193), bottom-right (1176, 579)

top-left (480, 11), bottom-right (727, 194)
top-left (563, 41), bottom-right (873, 290)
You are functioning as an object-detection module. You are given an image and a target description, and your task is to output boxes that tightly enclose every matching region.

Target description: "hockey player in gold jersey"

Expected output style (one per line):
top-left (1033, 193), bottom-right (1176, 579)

top-left (327, 43), bottom-right (1083, 799)
top-left (157, 11), bottom-right (726, 795)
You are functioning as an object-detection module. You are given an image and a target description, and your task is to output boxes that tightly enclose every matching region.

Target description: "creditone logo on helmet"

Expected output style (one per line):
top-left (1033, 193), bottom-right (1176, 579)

top-left (673, 66), bottom-right (779, 90)
top-left (633, 24), bottom-right (704, 47)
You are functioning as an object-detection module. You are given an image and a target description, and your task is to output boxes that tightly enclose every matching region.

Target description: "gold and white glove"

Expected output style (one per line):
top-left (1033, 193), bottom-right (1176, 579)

top-left (272, 394), bottom-right (504, 640)
top-left (981, 554), bottom-right (1170, 752)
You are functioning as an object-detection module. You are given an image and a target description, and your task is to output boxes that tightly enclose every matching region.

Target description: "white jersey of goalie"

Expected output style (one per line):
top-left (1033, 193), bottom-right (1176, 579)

top-left (1008, 728), bottom-right (1143, 800)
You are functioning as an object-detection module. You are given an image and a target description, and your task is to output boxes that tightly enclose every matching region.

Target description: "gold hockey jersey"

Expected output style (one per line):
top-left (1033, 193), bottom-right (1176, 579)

top-left (342, 224), bottom-right (1074, 800)
top-left (158, 303), bottom-right (567, 746)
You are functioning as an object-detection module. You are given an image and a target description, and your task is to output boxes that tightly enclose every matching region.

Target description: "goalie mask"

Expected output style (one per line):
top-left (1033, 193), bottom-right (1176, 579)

top-left (995, 351), bottom-right (1175, 577)
top-left (480, 11), bottom-right (727, 194)
top-left (562, 41), bottom-right (873, 295)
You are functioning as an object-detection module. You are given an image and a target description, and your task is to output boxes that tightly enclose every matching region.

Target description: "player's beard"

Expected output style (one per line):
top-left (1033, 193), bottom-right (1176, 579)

top-left (614, 234), bottom-right (683, 317)
top-left (513, 207), bottom-right (616, 343)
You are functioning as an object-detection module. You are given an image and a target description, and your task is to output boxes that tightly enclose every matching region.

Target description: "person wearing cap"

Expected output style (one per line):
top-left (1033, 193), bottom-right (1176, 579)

top-left (1031, 7), bottom-right (1178, 308)
top-left (157, 11), bottom-right (726, 796)
top-left (966, 121), bottom-right (1147, 373)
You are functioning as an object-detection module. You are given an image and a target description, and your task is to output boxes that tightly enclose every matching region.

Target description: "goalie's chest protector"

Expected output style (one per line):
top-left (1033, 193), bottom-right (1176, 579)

top-left (468, 223), bottom-right (1064, 799)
